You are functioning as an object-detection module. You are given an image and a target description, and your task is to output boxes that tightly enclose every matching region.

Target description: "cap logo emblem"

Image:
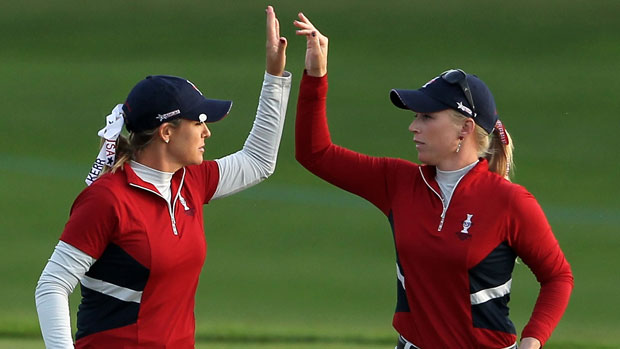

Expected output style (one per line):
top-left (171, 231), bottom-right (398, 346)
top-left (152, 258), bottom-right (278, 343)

top-left (186, 80), bottom-right (203, 96)
top-left (456, 101), bottom-right (473, 116)
top-left (199, 114), bottom-right (207, 122)
top-left (157, 109), bottom-right (181, 121)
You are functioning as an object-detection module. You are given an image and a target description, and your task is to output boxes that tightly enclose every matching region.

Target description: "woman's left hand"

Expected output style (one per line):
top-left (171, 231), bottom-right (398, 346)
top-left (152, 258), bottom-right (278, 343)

top-left (265, 6), bottom-right (287, 76)
top-left (520, 337), bottom-right (541, 349)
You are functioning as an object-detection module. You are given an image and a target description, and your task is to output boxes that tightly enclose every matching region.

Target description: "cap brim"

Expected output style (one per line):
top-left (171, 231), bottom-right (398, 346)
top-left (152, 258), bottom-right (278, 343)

top-left (390, 89), bottom-right (450, 113)
top-left (186, 98), bottom-right (233, 123)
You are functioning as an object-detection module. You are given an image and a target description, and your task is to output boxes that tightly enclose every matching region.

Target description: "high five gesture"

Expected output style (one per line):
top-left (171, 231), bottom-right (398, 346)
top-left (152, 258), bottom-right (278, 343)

top-left (294, 12), bottom-right (328, 77)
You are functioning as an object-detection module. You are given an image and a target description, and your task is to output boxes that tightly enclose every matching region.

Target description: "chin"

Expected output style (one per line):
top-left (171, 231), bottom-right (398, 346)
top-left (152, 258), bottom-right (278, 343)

top-left (416, 153), bottom-right (429, 164)
top-left (185, 157), bottom-right (203, 166)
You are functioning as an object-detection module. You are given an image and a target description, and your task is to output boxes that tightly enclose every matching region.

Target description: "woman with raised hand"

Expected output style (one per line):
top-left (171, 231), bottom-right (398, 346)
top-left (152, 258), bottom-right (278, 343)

top-left (35, 6), bottom-right (291, 348)
top-left (294, 12), bottom-right (572, 349)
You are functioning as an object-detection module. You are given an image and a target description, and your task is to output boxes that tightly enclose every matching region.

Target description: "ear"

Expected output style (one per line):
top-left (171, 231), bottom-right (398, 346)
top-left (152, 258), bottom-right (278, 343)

top-left (460, 118), bottom-right (476, 138)
top-left (158, 123), bottom-right (174, 143)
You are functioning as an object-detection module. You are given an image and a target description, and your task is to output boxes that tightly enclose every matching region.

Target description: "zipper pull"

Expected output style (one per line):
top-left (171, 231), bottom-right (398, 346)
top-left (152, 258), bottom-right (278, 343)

top-left (171, 215), bottom-right (179, 236)
top-left (438, 206), bottom-right (447, 231)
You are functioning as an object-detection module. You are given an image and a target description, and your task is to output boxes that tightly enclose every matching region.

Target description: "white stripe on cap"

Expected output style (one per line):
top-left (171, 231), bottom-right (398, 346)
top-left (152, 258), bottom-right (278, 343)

top-left (80, 275), bottom-right (142, 303)
top-left (470, 278), bottom-right (512, 305)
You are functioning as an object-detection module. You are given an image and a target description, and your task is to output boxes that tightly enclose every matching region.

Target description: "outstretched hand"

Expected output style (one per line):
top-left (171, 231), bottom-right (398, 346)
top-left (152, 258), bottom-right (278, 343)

top-left (294, 12), bottom-right (328, 77)
top-left (266, 6), bottom-right (287, 76)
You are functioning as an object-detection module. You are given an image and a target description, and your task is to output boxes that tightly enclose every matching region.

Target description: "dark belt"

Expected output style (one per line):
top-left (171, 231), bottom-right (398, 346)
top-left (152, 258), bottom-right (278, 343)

top-left (396, 336), bottom-right (420, 349)
top-left (395, 336), bottom-right (518, 349)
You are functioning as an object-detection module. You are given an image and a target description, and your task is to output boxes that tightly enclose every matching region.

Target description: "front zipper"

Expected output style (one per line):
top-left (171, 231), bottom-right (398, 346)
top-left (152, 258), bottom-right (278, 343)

top-left (418, 167), bottom-right (468, 232)
top-left (129, 183), bottom-right (180, 236)
top-left (168, 203), bottom-right (179, 236)
top-left (418, 166), bottom-right (471, 231)
top-left (419, 167), bottom-right (446, 231)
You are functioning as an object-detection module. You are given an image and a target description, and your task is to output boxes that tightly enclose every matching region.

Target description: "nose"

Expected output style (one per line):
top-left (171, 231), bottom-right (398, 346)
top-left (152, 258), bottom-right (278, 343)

top-left (409, 118), bottom-right (419, 133)
top-left (202, 123), bottom-right (211, 138)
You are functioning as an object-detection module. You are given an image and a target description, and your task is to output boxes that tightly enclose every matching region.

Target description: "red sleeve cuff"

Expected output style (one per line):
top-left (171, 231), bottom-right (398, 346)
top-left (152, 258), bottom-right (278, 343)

top-left (300, 70), bottom-right (328, 99)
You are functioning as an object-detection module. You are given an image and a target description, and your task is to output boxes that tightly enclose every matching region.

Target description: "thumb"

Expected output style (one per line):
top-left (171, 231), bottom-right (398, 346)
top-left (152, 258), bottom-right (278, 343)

top-left (308, 31), bottom-right (320, 50)
top-left (278, 37), bottom-right (288, 55)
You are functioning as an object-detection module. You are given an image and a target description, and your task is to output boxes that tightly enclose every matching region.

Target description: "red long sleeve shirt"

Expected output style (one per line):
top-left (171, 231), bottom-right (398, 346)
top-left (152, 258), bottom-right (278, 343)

top-left (295, 72), bottom-right (573, 348)
top-left (60, 161), bottom-right (219, 348)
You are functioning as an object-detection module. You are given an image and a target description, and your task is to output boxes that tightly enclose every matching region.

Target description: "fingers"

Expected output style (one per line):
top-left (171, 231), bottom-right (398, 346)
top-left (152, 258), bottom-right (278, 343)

top-left (266, 6), bottom-right (279, 45)
top-left (294, 12), bottom-right (313, 31)
top-left (265, 6), bottom-right (286, 76)
top-left (294, 13), bottom-right (326, 43)
top-left (297, 12), bottom-right (313, 26)
top-left (293, 12), bottom-right (328, 77)
top-left (293, 16), bottom-right (315, 34)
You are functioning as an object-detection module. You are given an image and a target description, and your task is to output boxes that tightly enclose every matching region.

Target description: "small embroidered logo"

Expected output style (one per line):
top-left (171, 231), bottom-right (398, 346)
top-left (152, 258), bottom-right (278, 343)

top-left (179, 195), bottom-right (195, 216)
top-left (456, 214), bottom-right (473, 240)
top-left (156, 109), bottom-right (181, 122)
top-left (456, 101), bottom-right (473, 116)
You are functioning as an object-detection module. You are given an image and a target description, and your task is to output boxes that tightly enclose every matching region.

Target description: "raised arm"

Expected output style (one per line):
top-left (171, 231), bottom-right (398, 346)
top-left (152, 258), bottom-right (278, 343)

top-left (293, 13), bottom-right (401, 215)
top-left (212, 6), bottom-right (292, 199)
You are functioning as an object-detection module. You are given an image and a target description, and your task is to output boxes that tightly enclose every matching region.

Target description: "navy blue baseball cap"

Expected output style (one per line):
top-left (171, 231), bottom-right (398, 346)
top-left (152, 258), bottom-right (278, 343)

top-left (122, 75), bottom-right (233, 133)
top-left (390, 69), bottom-right (498, 134)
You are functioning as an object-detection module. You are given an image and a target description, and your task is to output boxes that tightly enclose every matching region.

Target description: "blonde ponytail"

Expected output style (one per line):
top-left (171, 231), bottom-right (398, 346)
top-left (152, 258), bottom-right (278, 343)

top-left (450, 110), bottom-right (515, 181)
top-left (100, 119), bottom-right (181, 175)
top-left (484, 127), bottom-right (514, 181)
top-left (101, 134), bottom-right (133, 175)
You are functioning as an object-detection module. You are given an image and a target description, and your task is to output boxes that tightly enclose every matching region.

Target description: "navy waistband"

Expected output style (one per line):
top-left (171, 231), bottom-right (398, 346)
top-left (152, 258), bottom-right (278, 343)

top-left (395, 335), bottom-right (517, 349)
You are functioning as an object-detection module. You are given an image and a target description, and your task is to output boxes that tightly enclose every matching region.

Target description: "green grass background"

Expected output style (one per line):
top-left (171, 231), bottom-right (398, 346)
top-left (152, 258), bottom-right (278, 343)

top-left (1, 0), bottom-right (619, 348)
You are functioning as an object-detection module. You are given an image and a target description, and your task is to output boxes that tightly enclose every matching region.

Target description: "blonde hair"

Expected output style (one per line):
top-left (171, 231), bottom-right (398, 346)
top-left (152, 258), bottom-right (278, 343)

top-left (101, 119), bottom-right (182, 175)
top-left (450, 111), bottom-right (514, 181)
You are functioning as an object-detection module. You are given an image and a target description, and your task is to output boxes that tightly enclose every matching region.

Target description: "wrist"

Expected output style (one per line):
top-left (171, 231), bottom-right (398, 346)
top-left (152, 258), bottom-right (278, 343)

top-left (520, 337), bottom-right (541, 349)
top-left (306, 68), bottom-right (327, 77)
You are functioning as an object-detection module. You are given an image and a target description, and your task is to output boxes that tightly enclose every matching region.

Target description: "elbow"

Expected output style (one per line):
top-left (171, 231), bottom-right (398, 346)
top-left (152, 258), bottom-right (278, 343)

top-left (558, 261), bottom-right (575, 291)
top-left (295, 149), bottom-right (304, 165)
top-left (295, 146), bottom-right (322, 172)
top-left (254, 156), bottom-right (277, 181)
top-left (295, 145), bottom-right (313, 168)
top-left (35, 272), bottom-right (50, 300)
top-left (563, 266), bottom-right (575, 286)
top-left (295, 152), bottom-right (310, 170)
top-left (35, 277), bottom-right (67, 301)
top-left (262, 163), bottom-right (276, 179)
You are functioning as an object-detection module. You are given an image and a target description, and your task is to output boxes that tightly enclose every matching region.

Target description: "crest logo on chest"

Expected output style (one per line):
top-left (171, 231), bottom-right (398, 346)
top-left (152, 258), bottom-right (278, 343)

top-left (456, 213), bottom-right (473, 240)
top-left (179, 195), bottom-right (195, 217)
